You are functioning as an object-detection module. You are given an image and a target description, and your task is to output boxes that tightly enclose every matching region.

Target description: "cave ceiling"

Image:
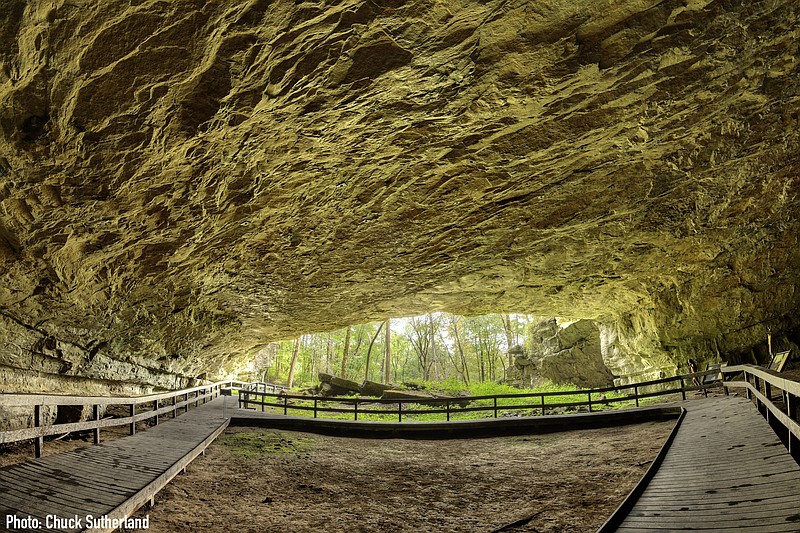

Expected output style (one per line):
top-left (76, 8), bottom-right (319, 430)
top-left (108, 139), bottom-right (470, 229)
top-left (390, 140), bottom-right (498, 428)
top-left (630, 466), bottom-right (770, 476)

top-left (0, 0), bottom-right (798, 386)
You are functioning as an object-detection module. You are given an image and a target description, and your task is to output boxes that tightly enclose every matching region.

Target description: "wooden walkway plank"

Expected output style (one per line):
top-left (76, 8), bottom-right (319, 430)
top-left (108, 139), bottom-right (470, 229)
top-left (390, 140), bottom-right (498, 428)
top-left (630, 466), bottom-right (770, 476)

top-left (615, 396), bottom-right (800, 532)
top-left (627, 505), bottom-right (800, 521)
top-left (618, 525), bottom-right (800, 533)
top-left (0, 397), bottom-right (232, 533)
top-left (4, 462), bottom-right (145, 494)
top-left (629, 493), bottom-right (800, 512)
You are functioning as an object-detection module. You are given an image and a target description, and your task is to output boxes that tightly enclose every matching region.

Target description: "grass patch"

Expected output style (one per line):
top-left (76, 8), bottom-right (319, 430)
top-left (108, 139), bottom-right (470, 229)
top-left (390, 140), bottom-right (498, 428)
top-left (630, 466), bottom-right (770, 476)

top-left (237, 380), bottom-right (684, 422)
top-left (222, 431), bottom-right (315, 458)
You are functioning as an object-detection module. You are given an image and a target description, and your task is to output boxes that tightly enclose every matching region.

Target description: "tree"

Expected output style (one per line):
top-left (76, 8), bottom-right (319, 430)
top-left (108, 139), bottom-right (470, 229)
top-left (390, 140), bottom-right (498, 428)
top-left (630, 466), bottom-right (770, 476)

top-left (408, 315), bottom-right (433, 380)
top-left (383, 319), bottom-right (391, 383)
top-left (248, 314), bottom-right (532, 387)
top-left (447, 314), bottom-right (470, 384)
top-left (429, 313), bottom-right (438, 380)
top-left (501, 314), bottom-right (515, 371)
top-left (287, 337), bottom-right (301, 388)
top-left (464, 315), bottom-right (504, 381)
top-left (363, 322), bottom-right (385, 382)
top-left (340, 326), bottom-right (352, 379)
top-left (325, 332), bottom-right (333, 374)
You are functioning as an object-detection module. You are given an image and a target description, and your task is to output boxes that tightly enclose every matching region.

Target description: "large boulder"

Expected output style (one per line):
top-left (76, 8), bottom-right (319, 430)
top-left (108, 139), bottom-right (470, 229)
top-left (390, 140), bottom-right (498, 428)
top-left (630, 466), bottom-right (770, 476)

top-left (318, 372), bottom-right (362, 396)
top-left (361, 380), bottom-right (394, 397)
top-left (527, 319), bottom-right (615, 388)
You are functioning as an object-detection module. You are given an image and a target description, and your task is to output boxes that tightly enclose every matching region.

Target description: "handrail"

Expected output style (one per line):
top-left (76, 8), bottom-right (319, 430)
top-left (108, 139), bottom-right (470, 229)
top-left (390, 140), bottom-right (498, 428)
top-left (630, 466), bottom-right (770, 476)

top-left (0, 380), bottom-right (251, 406)
top-left (234, 368), bottom-right (725, 422)
top-left (0, 380), bottom-right (254, 457)
top-left (243, 381), bottom-right (290, 393)
top-left (721, 364), bottom-right (800, 459)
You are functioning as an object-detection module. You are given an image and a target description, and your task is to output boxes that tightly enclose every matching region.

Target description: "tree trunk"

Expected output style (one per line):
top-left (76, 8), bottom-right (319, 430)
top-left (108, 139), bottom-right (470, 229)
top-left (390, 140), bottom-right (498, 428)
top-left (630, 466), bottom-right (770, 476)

top-left (326, 332), bottom-right (333, 374)
top-left (287, 337), bottom-right (301, 388)
top-left (451, 317), bottom-right (470, 384)
top-left (501, 314), bottom-right (515, 371)
top-left (310, 338), bottom-right (317, 379)
top-left (363, 322), bottom-right (384, 382)
top-left (427, 313), bottom-right (435, 381)
top-left (384, 319), bottom-right (391, 383)
top-left (340, 326), bottom-right (352, 379)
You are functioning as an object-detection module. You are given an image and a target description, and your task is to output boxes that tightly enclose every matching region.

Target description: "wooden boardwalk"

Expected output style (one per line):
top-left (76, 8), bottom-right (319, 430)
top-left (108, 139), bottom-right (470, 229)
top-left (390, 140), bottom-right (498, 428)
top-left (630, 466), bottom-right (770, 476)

top-left (617, 395), bottom-right (800, 532)
top-left (3, 386), bottom-right (800, 532)
top-left (0, 397), bottom-right (232, 533)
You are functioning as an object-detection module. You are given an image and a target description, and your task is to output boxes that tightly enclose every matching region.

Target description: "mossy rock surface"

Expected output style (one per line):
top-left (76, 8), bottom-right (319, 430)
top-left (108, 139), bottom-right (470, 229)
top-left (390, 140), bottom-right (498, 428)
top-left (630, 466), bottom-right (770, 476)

top-left (0, 0), bottom-right (798, 392)
top-left (222, 431), bottom-right (315, 458)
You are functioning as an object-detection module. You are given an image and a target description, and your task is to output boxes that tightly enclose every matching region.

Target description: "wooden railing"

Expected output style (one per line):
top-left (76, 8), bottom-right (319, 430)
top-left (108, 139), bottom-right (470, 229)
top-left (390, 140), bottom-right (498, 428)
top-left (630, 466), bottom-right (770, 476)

top-left (243, 381), bottom-right (289, 394)
top-left (235, 369), bottom-right (724, 422)
top-left (722, 364), bottom-right (800, 459)
top-left (0, 380), bottom-right (251, 458)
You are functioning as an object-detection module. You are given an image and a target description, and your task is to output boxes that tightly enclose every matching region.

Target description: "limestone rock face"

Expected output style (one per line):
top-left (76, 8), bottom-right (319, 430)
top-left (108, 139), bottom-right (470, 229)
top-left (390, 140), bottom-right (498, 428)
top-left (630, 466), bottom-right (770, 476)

top-left (524, 318), bottom-right (615, 388)
top-left (0, 0), bottom-right (799, 390)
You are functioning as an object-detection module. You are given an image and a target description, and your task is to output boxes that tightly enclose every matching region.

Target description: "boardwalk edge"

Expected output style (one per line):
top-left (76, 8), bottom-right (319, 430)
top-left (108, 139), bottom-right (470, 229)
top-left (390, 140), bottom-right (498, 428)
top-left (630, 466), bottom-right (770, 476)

top-left (596, 407), bottom-right (687, 532)
top-left (85, 416), bottom-right (231, 533)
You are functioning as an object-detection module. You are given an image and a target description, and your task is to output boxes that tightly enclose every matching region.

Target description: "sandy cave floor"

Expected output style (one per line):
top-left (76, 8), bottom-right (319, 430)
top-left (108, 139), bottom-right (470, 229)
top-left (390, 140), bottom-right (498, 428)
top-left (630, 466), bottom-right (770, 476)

top-left (126, 421), bottom-right (674, 533)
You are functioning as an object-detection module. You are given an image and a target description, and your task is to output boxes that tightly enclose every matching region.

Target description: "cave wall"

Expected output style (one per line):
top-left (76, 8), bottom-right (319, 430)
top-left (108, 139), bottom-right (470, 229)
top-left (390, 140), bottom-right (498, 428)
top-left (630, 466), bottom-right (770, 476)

top-left (0, 0), bottom-right (798, 391)
top-left (520, 318), bottom-right (616, 388)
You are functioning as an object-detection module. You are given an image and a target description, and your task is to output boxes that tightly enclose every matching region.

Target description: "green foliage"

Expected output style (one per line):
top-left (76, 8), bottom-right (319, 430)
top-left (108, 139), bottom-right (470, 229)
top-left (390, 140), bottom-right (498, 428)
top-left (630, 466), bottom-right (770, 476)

top-left (243, 313), bottom-right (535, 390)
top-left (421, 376), bottom-right (466, 395)
top-left (244, 377), bottom-right (671, 422)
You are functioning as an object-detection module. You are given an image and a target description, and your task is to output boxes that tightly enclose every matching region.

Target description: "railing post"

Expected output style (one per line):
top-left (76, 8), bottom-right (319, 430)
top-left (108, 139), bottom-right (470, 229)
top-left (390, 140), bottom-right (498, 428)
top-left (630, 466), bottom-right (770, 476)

top-left (754, 376), bottom-right (762, 412)
top-left (153, 400), bottom-right (159, 425)
top-left (314, 399), bottom-right (318, 419)
top-left (173, 395), bottom-right (177, 418)
top-left (588, 392), bottom-right (593, 412)
top-left (195, 391), bottom-right (199, 408)
top-left (398, 402), bottom-right (402, 422)
top-left (446, 400), bottom-right (451, 422)
top-left (493, 397), bottom-right (498, 418)
top-left (284, 395), bottom-right (288, 416)
top-left (354, 400), bottom-right (359, 421)
top-left (34, 404), bottom-right (43, 458)
top-left (680, 378), bottom-right (686, 401)
top-left (764, 380), bottom-right (772, 422)
top-left (93, 404), bottom-right (100, 445)
top-left (634, 386), bottom-right (639, 407)
top-left (261, 393), bottom-right (265, 412)
top-left (540, 395), bottom-right (545, 416)
top-left (130, 403), bottom-right (136, 435)
top-left (788, 392), bottom-right (798, 458)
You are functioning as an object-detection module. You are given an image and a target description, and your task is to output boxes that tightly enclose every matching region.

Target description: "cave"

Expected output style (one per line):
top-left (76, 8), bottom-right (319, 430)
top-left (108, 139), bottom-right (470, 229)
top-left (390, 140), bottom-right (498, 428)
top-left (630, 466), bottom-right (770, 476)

top-left (0, 0), bottom-right (798, 399)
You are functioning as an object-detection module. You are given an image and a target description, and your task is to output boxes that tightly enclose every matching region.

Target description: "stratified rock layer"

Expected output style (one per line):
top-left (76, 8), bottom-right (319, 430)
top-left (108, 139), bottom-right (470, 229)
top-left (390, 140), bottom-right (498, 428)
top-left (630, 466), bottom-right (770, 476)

top-left (518, 318), bottom-right (616, 388)
top-left (0, 0), bottom-right (799, 390)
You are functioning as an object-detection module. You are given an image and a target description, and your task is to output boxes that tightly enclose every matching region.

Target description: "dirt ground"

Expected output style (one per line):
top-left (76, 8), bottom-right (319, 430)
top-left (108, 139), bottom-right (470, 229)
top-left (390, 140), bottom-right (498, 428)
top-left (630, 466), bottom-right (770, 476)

top-left (129, 421), bottom-right (673, 533)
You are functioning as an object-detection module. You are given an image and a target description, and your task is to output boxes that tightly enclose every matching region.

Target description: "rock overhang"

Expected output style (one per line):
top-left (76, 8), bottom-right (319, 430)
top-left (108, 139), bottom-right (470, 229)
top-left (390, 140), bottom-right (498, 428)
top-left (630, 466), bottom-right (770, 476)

top-left (0, 0), bottom-right (798, 390)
